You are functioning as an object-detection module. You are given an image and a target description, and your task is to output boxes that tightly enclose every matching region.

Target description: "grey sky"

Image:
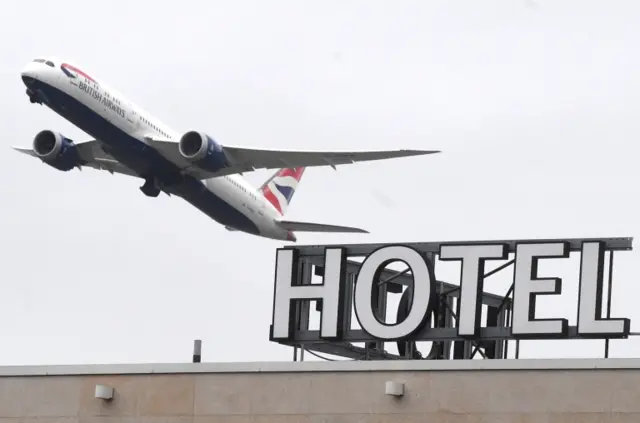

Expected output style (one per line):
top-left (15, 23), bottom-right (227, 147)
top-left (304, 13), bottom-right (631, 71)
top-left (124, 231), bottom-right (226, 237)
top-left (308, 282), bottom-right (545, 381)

top-left (1, 0), bottom-right (639, 364)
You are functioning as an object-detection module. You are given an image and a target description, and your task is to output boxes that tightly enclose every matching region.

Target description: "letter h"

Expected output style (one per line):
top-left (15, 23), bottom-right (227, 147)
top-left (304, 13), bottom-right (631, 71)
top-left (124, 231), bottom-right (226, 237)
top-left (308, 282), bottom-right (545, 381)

top-left (270, 247), bottom-right (347, 342)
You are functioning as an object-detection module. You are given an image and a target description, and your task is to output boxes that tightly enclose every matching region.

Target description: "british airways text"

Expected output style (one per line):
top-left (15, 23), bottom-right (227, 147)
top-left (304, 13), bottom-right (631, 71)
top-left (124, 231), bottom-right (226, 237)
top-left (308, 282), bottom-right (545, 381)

top-left (78, 81), bottom-right (125, 119)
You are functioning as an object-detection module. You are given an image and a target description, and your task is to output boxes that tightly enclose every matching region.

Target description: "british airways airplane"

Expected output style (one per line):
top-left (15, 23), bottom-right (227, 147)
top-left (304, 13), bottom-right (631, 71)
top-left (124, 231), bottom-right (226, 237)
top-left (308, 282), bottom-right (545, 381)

top-left (14, 57), bottom-right (439, 241)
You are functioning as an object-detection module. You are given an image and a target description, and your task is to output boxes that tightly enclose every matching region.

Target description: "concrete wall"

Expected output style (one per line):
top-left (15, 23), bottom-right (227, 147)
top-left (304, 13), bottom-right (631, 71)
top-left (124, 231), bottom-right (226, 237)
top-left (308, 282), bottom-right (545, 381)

top-left (0, 359), bottom-right (639, 422)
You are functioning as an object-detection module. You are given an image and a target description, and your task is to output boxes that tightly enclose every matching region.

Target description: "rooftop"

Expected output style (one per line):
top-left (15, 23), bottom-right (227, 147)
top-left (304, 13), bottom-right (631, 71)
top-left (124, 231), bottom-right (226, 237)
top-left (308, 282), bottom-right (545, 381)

top-left (1, 358), bottom-right (640, 376)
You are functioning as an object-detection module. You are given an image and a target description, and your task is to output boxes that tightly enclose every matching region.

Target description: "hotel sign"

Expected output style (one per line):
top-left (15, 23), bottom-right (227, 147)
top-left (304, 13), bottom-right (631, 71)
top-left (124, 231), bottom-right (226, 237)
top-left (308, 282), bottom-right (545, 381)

top-left (269, 239), bottom-right (631, 344)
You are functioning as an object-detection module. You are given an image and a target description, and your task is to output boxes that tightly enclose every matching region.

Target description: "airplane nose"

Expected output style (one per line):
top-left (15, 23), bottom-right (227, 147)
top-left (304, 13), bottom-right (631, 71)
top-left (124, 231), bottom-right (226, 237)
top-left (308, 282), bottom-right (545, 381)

top-left (21, 63), bottom-right (38, 86)
top-left (22, 75), bottom-right (36, 87)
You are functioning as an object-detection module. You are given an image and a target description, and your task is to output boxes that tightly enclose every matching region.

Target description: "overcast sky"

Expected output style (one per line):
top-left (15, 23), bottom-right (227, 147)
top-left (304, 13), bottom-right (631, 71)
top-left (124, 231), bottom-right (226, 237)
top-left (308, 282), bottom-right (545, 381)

top-left (0, 0), bottom-right (639, 365)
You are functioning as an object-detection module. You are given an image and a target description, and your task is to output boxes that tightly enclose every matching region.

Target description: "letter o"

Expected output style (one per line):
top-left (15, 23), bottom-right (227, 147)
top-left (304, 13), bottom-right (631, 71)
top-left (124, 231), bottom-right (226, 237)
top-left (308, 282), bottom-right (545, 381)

top-left (354, 245), bottom-right (434, 340)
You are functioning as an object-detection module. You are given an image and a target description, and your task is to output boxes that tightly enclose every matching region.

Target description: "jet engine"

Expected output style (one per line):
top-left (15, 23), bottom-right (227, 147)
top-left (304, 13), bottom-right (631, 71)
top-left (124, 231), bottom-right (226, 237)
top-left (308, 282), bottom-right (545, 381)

top-left (178, 131), bottom-right (229, 173)
top-left (32, 130), bottom-right (81, 171)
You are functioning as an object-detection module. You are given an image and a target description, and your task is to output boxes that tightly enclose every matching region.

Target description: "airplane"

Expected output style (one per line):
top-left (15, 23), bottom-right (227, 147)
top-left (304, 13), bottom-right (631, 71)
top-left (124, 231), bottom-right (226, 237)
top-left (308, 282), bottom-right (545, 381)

top-left (14, 56), bottom-right (440, 241)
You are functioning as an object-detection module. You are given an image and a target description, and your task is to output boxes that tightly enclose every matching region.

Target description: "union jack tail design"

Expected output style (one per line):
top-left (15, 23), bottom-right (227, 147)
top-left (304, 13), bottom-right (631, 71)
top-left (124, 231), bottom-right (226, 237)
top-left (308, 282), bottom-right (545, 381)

top-left (259, 167), bottom-right (305, 215)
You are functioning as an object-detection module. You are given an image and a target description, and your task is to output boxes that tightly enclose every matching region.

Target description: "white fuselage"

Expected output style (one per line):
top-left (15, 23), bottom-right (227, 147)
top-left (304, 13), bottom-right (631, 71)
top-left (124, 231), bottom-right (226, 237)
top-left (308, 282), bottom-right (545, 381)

top-left (20, 57), bottom-right (295, 241)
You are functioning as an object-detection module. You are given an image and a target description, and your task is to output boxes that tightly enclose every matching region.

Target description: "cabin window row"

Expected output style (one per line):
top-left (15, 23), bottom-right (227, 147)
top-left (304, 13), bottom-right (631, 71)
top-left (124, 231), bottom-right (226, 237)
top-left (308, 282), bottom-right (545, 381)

top-left (226, 177), bottom-right (257, 199)
top-left (140, 117), bottom-right (169, 138)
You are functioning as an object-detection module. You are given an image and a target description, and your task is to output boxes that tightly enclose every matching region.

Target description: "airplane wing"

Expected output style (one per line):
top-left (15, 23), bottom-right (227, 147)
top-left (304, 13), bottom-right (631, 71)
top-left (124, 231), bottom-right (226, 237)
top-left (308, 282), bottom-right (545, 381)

top-left (12, 141), bottom-right (139, 178)
top-left (218, 144), bottom-right (439, 170)
top-left (146, 138), bottom-right (440, 179)
top-left (277, 220), bottom-right (369, 233)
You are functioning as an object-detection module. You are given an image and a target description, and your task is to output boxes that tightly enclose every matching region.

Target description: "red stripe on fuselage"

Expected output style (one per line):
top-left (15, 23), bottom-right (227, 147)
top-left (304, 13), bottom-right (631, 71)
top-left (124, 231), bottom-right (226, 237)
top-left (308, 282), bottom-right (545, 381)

top-left (62, 63), bottom-right (96, 83)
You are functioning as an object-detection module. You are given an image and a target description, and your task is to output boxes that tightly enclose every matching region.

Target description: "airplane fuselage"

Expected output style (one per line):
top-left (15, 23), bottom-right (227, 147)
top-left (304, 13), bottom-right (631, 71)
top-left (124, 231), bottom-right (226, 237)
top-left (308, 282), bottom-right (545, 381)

top-left (20, 58), bottom-right (295, 241)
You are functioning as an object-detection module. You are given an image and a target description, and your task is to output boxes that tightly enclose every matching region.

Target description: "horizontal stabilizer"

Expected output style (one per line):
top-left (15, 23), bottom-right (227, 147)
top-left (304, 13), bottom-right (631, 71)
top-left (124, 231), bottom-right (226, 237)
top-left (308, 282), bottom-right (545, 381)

top-left (278, 220), bottom-right (368, 233)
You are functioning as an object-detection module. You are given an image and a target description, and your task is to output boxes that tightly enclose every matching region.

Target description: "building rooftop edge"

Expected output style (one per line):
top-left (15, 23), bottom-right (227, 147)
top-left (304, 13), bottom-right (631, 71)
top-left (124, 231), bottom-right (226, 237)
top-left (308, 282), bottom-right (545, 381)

top-left (0, 358), bottom-right (639, 376)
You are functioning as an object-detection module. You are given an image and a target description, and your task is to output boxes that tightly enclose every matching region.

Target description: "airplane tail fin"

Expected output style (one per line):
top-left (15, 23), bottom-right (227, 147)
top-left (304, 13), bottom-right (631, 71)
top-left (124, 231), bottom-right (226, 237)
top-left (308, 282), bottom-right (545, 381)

top-left (259, 167), bottom-right (305, 215)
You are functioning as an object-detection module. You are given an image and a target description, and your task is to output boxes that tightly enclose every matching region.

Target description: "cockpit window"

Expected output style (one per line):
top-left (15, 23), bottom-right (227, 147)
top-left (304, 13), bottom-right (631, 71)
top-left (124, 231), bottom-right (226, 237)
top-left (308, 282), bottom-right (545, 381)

top-left (45, 61), bottom-right (54, 67)
top-left (33, 59), bottom-right (45, 63)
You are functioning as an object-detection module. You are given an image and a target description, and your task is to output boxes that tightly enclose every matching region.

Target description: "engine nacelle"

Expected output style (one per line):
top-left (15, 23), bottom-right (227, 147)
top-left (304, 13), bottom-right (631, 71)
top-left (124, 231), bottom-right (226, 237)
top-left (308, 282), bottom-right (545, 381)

top-left (32, 130), bottom-right (81, 171)
top-left (178, 131), bottom-right (228, 173)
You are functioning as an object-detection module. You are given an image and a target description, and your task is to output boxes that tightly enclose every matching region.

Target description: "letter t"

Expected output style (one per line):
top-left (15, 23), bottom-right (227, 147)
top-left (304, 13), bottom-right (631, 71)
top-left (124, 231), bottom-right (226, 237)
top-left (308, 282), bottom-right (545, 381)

top-left (439, 244), bottom-right (509, 336)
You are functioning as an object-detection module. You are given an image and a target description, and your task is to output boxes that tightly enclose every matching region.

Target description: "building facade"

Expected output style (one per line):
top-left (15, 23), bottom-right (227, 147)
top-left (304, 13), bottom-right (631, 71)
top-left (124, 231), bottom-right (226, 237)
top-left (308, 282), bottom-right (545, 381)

top-left (0, 358), bottom-right (638, 422)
